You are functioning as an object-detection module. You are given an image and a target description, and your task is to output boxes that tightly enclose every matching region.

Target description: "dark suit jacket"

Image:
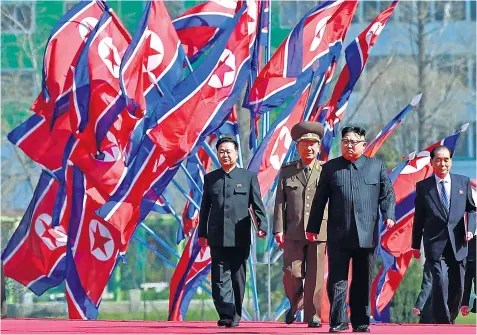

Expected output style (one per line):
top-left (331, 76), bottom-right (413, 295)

top-left (307, 155), bottom-right (395, 248)
top-left (198, 167), bottom-right (268, 247)
top-left (412, 174), bottom-right (476, 262)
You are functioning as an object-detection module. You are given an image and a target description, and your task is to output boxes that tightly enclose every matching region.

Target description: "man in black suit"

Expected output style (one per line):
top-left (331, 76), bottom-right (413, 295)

top-left (412, 145), bottom-right (476, 324)
top-left (306, 126), bottom-right (396, 333)
top-left (461, 234), bottom-right (476, 316)
top-left (197, 135), bottom-right (268, 327)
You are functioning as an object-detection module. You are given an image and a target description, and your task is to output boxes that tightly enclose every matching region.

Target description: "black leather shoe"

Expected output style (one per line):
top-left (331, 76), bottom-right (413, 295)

top-left (329, 323), bottom-right (349, 332)
top-left (308, 320), bottom-right (322, 328)
top-left (225, 321), bottom-right (239, 328)
top-left (285, 309), bottom-right (298, 324)
top-left (217, 319), bottom-right (228, 327)
top-left (353, 325), bottom-right (370, 332)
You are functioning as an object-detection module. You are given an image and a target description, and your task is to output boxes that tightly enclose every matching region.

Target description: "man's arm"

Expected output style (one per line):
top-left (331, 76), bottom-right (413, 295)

top-left (465, 177), bottom-right (476, 234)
top-left (198, 175), bottom-right (211, 239)
top-left (412, 184), bottom-right (425, 250)
top-left (307, 163), bottom-right (330, 234)
top-left (378, 161), bottom-right (396, 221)
top-left (250, 173), bottom-right (268, 232)
top-left (273, 170), bottom-right (286, 235)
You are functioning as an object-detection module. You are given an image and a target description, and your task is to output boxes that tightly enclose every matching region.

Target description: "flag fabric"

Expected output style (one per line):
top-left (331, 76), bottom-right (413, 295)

top-left (120, 0), bottom-right (185, 118)
top-left (173, 0), bottom-right (238, 61)
top-left (217, 105), bottom-right (239, 136)
top-left (248, 84), bottom-right (311, 197)
top-left (370, 124), bottom-right (467, 316)
top-left (70, 9), bottom-right (136, 156)
top-left (31, 0), bottom-right (104, 128)
top-left (246, 0), bottom-right (358, 117)
top-left (97, 5), bottom-right (251, 238)
top-left (1, 171), bottom-right (69, 295)
top-left (318, 0), bottom-right (398, 161)
top-left (168, 227), bottom-right (212, 321)
top-left (364, 93), bottom-right (421, 157)
top-left (65, 165), bottom-right (121, 318)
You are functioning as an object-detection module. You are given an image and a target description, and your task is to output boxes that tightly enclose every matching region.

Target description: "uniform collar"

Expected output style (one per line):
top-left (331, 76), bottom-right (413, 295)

top-left (342, 154), bottom-right (366, 170)
top-left (222, 165), bottom-right (239, 178)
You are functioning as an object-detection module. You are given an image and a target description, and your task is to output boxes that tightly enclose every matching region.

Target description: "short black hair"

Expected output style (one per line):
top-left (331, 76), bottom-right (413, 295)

top-left (430, 145), bottom-right (453, 159)
top-left (216, 135), bottom-right (238, 151)
top-left (341, 126), bottom-right (366, 138)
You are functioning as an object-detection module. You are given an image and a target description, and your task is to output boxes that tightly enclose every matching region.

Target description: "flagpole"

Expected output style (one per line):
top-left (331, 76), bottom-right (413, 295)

top-left (179, 162), bottom-right (203, 196)
top-left (201, 141), bottom-right (220, 168)
top-left (171, 179), bottom-right (201, 211)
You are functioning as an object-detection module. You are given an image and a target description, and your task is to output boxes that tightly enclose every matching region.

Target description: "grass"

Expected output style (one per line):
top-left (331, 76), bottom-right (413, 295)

top-left (455, 313), bottom-right (477, 324)
top-left (98, 309), bottom-right (219, 321)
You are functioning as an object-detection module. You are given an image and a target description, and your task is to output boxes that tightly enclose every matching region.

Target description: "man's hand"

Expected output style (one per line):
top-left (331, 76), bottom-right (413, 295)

top-left (306, 232), bottom-right (319, 242)
top-left (412, 249), bottom-right (421, 259)
top-left (384, 219), bottom-right (395, 228)
top-left (275, 232), bottom-right (285, 249)
top-left (412, 308), bottom-right (421, 317)
top-left (198, 237), bottom-right (208, 247)
top-left (465, 232), bottom-right (474, 242)
top-left (257, 229), bottom-right (266, 239)
top-left (461, 306), bottom-right (470, 316)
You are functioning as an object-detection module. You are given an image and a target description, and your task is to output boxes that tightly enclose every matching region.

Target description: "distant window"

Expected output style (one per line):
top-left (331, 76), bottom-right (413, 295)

top-left (363, 1), bottom-right (378, 22)
top-left (1, 70), bottom-right (37, 103)
top-left (450, 1), bottom-right (466, 21)
top-left (164, 1), bottom-right (185, 20)
top-left (395, 1), bottom-right (432, 24)
top-left (472, 58), bottom-right (476, 88)
top-left (435, 1), bottom-right (451, 21)
top-left (1, 2), bottom-right (35, 34)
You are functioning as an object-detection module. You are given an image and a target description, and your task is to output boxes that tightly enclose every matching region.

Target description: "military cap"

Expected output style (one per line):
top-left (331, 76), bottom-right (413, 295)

top-left (291, 121), bottom-right (324, 142)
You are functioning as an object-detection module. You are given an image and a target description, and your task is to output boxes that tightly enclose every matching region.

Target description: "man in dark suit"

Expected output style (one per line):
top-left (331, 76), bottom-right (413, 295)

top-left (306, 126), bottom-right (396, 333)
top-left (273, 122), bottom-right (328, 328)
top-left (412, 145), bottom-right (476, 324)
top-left (197, 135), bottom-right (268, 328)
top-left (413, 261), bottom-right (434, 324)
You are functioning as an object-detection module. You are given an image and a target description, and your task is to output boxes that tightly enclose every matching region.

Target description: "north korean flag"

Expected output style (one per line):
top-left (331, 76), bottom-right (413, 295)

top-left (1, 171), bottom-right (69, 295)
top-left (31, 0), bottom-right (104, 128)
top-left (246, 0), bottom-right (357, 117)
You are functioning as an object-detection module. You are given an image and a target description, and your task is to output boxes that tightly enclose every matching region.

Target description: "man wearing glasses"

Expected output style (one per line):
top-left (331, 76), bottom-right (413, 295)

top-left (306, 126), bottom-right (396, 333)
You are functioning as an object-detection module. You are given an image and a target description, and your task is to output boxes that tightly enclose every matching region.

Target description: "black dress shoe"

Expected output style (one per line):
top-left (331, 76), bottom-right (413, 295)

top-left (285, 308), bottom-right (298, 324)
top-left (329, 323), bottom-right (349, 332)
top-left (218, 319), bottom-right (233, 327)
top-left (308, 320), bottom-right (322, 328)
top-left (353, 325), bottom-right (370, 332)
top-left (225, 321), bottom-right (239, 328)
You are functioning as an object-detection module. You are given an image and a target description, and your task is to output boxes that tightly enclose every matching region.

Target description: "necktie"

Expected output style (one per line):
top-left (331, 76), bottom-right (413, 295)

top-left (304, 166), bottom-right (311, 181)
top-left (440, 180), bottom-right (450, 213)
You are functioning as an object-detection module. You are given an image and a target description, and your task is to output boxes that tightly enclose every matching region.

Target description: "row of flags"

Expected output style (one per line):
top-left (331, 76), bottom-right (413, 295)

top-left (2, 0), bottom-right (471, 322)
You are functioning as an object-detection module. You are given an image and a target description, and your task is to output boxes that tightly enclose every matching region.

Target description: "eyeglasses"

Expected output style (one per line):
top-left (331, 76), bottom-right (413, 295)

top-left (341, 139), bottom-right (364, 146)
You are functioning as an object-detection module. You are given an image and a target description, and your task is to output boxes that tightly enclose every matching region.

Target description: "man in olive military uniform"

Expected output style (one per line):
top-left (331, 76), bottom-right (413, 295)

top-left (273, 121), bottom-right (327, 328)
top-left (198, 135), bottom-right (268, 328)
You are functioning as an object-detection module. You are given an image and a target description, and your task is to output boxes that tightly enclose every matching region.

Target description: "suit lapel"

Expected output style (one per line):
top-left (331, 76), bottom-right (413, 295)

top-left (428, 178), bottom-right (448, 219)
top-left (449, 174), bottom-right (460, 220)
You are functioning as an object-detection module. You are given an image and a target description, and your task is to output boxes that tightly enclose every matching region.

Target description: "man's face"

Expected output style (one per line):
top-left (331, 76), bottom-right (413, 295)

top-left (340, 131), bottom-right (366, 160)
top-left (431, 148), bottom-right (452, 179)
top-left (218, 141), bottom-right (238, 168)
top-left (297, 139), bottom-right (320, 162)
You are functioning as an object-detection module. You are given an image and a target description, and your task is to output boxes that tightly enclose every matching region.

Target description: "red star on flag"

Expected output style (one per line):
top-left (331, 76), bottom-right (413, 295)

top-left (40, 218), bottom-right (57, 247)
top-left (214, 57), bottom-right (234, 85)
top-left (91, 224), bottom-right (111, 256)
top-left (105, 45), bottom-right (118, 68)
top-left (143, 34), bottom-right (162, 69)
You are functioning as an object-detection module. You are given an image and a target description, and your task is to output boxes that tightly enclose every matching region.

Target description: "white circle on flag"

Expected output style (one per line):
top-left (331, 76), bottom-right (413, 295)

top-left (78, 17), bottom-right (98, 42)
top-left (98, 37), bottom-right (121, 78)
top-left (102, 131), bottom-right (122, 162)
top-left (247, 0), bottom-right (258, 35)
top-left (270, 126), bottom-right (292, 170)
top-left (89, 219), bottom-right (115, 261)
top-left (208, 49), bottom-right (236, 88)
top-left (142, 29), bottom-right (164, 73)
top-left (310, 16), bottom-right (331, 52)
top-left (35, 213), bottom-right (67, 250)
top-left (365, 22), bottom-right (384, 46)
top-left (400, 150), bottom-right (431, 174)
